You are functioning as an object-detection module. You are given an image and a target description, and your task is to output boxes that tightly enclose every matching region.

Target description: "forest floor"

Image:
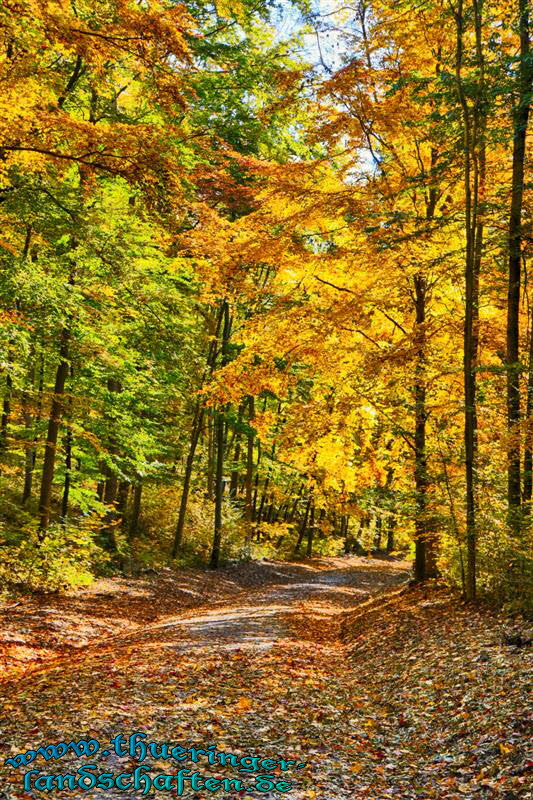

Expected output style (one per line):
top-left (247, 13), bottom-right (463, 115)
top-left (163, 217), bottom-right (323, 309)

top-left (0, 556), bottom-right (531, 800)
top-left (0, 556), bottom-right (406, 681)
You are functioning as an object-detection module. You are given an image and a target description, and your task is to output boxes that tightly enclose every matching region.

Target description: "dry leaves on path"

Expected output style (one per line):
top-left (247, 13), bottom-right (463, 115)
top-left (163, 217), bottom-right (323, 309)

top-left (0, 558), bottom-right (530, 800)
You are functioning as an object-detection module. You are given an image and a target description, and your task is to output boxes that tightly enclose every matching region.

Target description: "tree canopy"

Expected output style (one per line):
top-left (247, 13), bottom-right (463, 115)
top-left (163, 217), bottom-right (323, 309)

top-left (0, 0), bottom-right (531, 611)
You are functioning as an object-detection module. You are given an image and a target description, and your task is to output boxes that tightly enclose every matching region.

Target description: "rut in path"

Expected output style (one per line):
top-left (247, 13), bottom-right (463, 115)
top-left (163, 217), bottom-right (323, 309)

top-left (0, 557), bottom-right (410, 800)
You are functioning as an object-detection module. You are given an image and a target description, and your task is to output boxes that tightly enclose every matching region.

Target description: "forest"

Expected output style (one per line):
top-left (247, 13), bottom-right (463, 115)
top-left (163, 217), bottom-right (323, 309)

top-left (0, 0), bottom-right (532, 613)
top-left (1, 4), bottom-right (532, 800)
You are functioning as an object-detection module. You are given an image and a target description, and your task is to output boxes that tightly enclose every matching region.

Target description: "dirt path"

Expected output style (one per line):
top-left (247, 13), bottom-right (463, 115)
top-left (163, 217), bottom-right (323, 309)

top-left (0, 556), bottom-right (410, 800)
top-left (1, 558), bottom-right (529, 800)
top-left (0, 556), bottom-right (406, 681)
top-left (128, 557), bottom-right (409, 654)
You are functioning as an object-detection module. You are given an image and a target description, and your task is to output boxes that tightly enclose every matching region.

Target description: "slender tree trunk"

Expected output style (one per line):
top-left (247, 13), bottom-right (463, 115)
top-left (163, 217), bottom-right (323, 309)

top-left (229, 401), bottom-right (245, 499)
top-left (438, 437), bottom-right (467, 596)
top-left (117, 480), bottom-right (129, 521)
top-left (294, 497), bottom-right (311, 555)
top-left (103, 468), bottom-right (118, 505)
top-left (288, 483), bottom-right (303, 523)
top-left (317, 507), bottom-right (325, 538)
top-left (343, 515), bottom-right (350, 553)
top-left (173, 303), bottom-right (225, 556)
top-left (386, 517), bottom-right (396, 553)
top-left (1, 369), bottom-right (12, 450)
top-left (38, 326), bottom-right (70, 536)
top-left (1, 228), bottom-right (31, 453)
top-left (252, 439), bottom-right (261, 521)
top-left (129, 481), bottom-right (142, 540)
top-left (354, 519), bottom-right (365, 554)
top-left (413, 274), bottom-right (428, 581)
top-left (60, 366), bottom-right (75, 525)
top-left (265, 492), bottom-right (274, 523)
top-left (211, 412), bottom-right (226, 568)
top-left (207, 408), bottom-right (215, 500)
top-left (100, 378), bottom-right (122, 550)
top-left (455, 0), bottom-right (484, 599)
top-left (412, 150), bottom-right (440, 580)
top-left (468, 0), bottom-right (485, 597)
top-left (103, 378), bottom-right (121, 507)
top-left (21, 357), bottom-right (38, 505)
top-left (257, 433), bottom-right (277, 534)
top-left (306, 502), bottom-right (315, 557)
top-left (172, 402), bottom-right (204, 556)
top-left (21, 234), bottom-right (40, 504)
top-left (61, 422), bottom-right (73, 524)
top-left (210, 300), bottom-right (231, 569)
top-left (245, 397), bottom-right (255, 521)
top-left (463, 194), bottom-right (479, 601)
top-left (523, 316), bottom-right (533, 511)
top-left (256, 475), bottom-right (270, 528)
top-left (374, 514), bottom-right (383, 551)
top-left (507, 0), bottom-right (532, 536)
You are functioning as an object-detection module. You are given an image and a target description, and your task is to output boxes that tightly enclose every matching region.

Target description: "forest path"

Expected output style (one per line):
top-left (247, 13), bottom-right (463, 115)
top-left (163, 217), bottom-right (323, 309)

top-left (0, 557), bottom-right (410, 800)
top-left (0, 556), bottom-right (408, 681)
top-left (1, 558), bottom-right (529, 800)
top-left (117, 555), bottom-right (410, 655)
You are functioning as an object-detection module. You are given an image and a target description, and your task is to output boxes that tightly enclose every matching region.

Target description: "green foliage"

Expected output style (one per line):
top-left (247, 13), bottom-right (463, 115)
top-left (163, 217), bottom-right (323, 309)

top-left (0, 0), bottom-right (531, 615)
top-left (0, 518), bottom-right (105, 594)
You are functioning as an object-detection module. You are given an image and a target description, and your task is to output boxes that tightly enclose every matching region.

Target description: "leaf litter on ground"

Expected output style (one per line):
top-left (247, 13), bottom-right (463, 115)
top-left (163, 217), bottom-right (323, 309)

top-left (0, 557), bottom-right (530, 800)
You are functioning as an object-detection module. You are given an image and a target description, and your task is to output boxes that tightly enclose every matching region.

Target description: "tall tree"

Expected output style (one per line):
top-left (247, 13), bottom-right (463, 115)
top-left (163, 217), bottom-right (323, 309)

top-left (506, 0), bottom-right (532, 537)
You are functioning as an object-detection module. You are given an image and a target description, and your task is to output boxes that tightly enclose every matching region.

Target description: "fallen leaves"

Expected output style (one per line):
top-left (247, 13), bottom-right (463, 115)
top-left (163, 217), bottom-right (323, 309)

top-left (235, 697), bottom-right (253, 713)
top-left (0, 560), bottom-right (530, 800)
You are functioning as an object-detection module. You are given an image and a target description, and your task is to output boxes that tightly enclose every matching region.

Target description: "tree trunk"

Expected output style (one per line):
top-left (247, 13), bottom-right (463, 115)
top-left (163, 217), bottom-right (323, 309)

top-left (173, 302), bottom-right (225, 556)
top-left (413, 274), bottom-right (428, 581)
top-left (523, 318), bottom-right (533, 511)
top-left (100, 378), bottom-right (122, 551)
top-left (60, 366), bottom-right (74, 525)
top-left (306, 502), bottom-right (315, 557)
top-left (61, 422), bottom-right (73, 524)
top-left (129, 481), bottom-right (143, 540)
top-left (374, 515), bottom-right (382, 551)
top-left (2, 229), bottom-right (33, 453)
top-left (229, 401), bottom-right (245, 499)
top-left (256, 475), bottom-right (270, 529)
top-left (172, 402), bottom-right (204, 556)
top-left (245, 396), bottom-right (255, 521)
top-left (343, 515), bottom-right (351, 553)
top-left (413, 146), bottom-right (441, 580)
top-left (386, 517), bottom-right (396, 553)
top-left (210, 300), bottom-right (231, 569)
top-left (117, 480), bottom-right (129, 521)
top-left (294, 497), bottom-right (311, 555)
top-left (252, 439), bottom-right (261, 521)
top-left (38, 327), bottom-right (70, 536)
top-left (206, 407), bottom-right (215, 500)
top-left (507, 0), bottom-right (531, 536)
top-left (103, 378), bottom-right (121, 506)
top-left (1, 368), bottom-right (12, 450)
top-left (211, 410), bottom-right (226, 568)
top-left (288, 483), bottom-right (303, 523)
top-left (103, 468), bottom-right (118, 505)
top-left (96, 479), bottom-right (105, 502)
top-left (22, 354), bottom-right (42, 506)
top-left (455, 0), bottom-right (485, 599)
